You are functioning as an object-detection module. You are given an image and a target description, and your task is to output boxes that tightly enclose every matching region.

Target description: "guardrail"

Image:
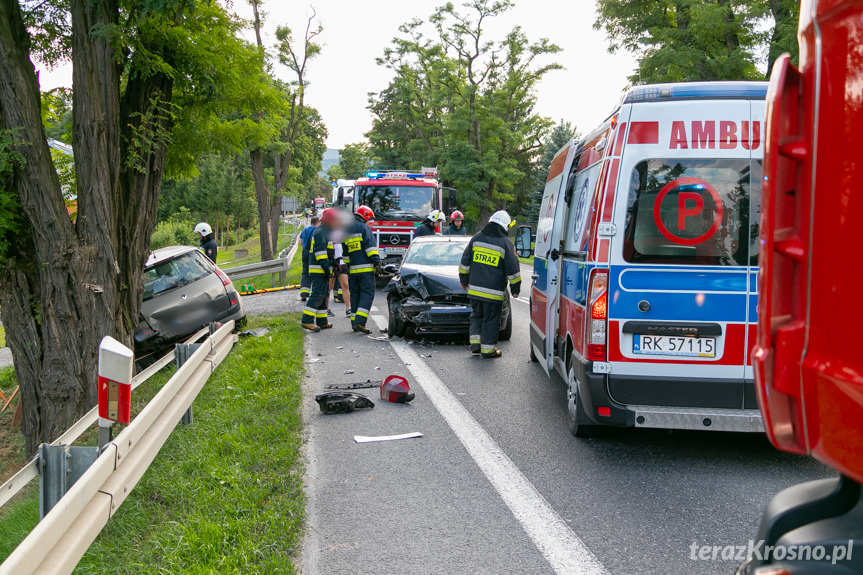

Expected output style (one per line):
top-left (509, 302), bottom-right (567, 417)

top-left (223, 257), bottom-right (290, 281)
top-left (0, 322), bottom-right (237, 575)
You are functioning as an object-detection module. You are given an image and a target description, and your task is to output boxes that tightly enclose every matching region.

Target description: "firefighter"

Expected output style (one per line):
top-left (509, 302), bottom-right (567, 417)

top-left (298, 216), bottom-right (319, 301)
top-left (301, 208), bottom-right (342, 332)
top-left (344, 205), bottom-right (381, 334)
top-left (443, 211), bottom-right (468, 236)
top-left (413, 209), bottom-right (446, 239)
top-left (194, 222), bottom-right (218, 263)
top-left (459, 210), bottom-right (521, 359)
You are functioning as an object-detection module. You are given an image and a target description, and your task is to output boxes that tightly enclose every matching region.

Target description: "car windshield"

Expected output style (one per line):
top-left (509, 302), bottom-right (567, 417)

top-left (403, 241), bottom-right (467, 266)
top-left (356, 185), bottom-right (435, 221)
top-left (143, 251), bottom-right (213, 301)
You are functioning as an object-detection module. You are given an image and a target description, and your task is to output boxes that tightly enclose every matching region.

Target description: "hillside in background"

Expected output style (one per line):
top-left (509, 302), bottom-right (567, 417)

top-left (319, 148), bottom-right (340, 177)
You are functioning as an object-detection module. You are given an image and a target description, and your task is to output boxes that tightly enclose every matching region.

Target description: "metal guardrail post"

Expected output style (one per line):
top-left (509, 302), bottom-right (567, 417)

top-left (97, 418), bottom-right (113, 451)
top-left (38, 444), bottom-right (98, 519)
top-left (174, 342), bottom-right (200, 425)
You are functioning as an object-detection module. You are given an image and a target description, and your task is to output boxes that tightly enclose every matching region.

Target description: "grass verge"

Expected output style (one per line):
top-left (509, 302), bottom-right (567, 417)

top-left (218, 225), bottom-right (297, 269)
top-left (0, 326), bottom-right (5, 348)
top-left (232, 241), bottom-right (304, 293)
top-left (73, 314), bottom-right (306, 575)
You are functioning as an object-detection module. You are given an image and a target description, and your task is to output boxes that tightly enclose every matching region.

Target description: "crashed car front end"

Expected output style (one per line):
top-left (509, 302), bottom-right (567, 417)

top-left (385, 267), bottom-right (474, 335)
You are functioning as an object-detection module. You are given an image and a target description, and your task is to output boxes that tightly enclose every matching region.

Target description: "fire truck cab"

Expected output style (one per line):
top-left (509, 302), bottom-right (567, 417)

top-left (349, 168), bottom-right (456, 267)
top-left (739, 0), bottom-right (863, 573)
top-left (525, 81), bottom-right (767, 437)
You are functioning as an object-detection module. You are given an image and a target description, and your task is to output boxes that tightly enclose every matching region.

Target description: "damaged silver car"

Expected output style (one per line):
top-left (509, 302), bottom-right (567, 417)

top-left (384, 236), bottom-right (512, 339)
top-left (134, 246), bottom-right (245, 361)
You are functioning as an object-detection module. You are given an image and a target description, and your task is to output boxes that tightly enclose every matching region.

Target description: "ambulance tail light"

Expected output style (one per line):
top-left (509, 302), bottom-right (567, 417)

top-left (587, 270), bottom-right (609, 361)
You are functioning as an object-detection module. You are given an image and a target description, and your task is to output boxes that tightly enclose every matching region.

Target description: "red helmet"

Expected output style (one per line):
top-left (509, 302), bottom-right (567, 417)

top-left (320, 207), bottom-right (339, 226)
top-left (450, 210), bottom-right (464, 222)
top-left (356, 205), bottom-right (375, 222)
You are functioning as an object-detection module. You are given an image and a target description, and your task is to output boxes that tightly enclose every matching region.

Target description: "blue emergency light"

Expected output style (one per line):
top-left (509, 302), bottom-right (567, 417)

top-left (624, 82), bottom-right (768, 104)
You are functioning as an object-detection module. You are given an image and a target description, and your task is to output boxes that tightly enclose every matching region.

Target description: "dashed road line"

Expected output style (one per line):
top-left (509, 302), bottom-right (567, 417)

top-left (371, 315), bottom-right (609, 575)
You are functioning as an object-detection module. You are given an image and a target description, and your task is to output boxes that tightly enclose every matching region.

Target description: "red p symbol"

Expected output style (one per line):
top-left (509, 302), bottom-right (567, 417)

top-left (677, 192), bottom-right (704, 231)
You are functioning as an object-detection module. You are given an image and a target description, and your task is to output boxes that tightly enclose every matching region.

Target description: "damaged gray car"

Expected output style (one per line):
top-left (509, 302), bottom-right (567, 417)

top-left (384, 236), bottom-right (512, 339)
top-left (135, 246), bottom-right (245, 362)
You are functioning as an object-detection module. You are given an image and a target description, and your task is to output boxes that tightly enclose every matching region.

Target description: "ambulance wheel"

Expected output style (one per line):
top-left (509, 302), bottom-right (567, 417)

top-left (567, 365), bottom-right (605, 438)
top-left (388, 297), bottom-right (406, 338)
top-left (498, 309), bottom-right (513, 341)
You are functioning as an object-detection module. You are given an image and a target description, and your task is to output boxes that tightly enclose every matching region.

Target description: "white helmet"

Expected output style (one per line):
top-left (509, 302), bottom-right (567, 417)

top-left (194, 222), bottom-right (212, 235)
top-left (489, 210), bottom-right (514, 231)
top-left (428, 210), bottom-right (446, 224)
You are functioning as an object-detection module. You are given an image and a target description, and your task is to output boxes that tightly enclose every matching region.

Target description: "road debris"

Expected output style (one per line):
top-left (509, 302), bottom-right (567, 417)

top-left (315, 392), bottom-right (375, 415)
top-left (380, 375), bottom-right (415, 403)
top-left (325, 380), bottom-right (382, 390)
top-left (344, 370), bottom-right (355, 374)
top-left (239, 326), bottom-right (271, 337)
top-left (353, 432), bottom-right (423, 443)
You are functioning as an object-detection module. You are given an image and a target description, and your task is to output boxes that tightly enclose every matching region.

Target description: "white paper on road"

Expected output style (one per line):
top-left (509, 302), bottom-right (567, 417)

top-left (353, 432), bottom-right (423, 443)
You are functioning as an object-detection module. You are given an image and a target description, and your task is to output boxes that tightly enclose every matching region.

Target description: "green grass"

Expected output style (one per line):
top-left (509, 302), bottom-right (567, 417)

top-left (518, 255), bottom-right (534, 265)
top-left (72, 314), bottom-right (306, 575)
top-left (0, 364), bottom-right (177, 563)
top-left (218, 225), bottom-right (297, 270)
top-left (0, 326), bottom-right (5, 348)
top-left (232, 239), bottom-right (304, 293)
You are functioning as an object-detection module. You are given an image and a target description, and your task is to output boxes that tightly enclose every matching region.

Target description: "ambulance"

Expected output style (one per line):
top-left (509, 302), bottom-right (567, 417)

top-left (523, 82), bottom-right (767, 437)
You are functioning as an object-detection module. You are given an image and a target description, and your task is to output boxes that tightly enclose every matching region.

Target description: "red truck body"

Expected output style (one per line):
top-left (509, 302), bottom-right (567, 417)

top-left (754, 0), bottom-right (863, 483)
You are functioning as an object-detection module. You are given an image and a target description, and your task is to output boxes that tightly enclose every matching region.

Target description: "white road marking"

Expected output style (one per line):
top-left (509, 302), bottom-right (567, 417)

top-left (371, 315), bottom-right (608, 575)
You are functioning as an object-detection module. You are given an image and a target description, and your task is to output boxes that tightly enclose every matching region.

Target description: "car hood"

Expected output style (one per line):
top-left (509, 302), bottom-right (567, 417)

top-left (394, 264), bottom-right (465, 299)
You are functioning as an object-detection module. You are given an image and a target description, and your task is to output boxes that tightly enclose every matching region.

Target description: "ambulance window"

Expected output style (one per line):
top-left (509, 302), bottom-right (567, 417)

top-left (748, 161), bottom-right (762, 266)
top-left (564, 162), bottom-right (602, 254)
top-left (622, 158), bottom-right (753, 266)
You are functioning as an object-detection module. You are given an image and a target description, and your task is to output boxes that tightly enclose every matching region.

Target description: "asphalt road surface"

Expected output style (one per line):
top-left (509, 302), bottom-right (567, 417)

top-left (245, 265), bottom-right (832, 575)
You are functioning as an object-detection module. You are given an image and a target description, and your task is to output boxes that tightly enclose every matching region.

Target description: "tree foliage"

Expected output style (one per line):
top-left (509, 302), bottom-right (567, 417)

top-left (0, 0), bottom-right (283, 452)
top-left (521, 120), bottom-right (580, 226)
top-left (367, 0), bottom-right (562, 224)
top-left (594, 0), bottom-right (800, 83)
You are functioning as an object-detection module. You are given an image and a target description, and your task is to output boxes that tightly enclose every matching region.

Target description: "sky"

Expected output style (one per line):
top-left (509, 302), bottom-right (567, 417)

top-left (36, 0), bottom-right (638, 150)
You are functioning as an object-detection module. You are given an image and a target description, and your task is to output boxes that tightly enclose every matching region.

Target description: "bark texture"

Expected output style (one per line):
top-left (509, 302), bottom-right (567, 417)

top-left (0, 0), bottom-right (172, 454)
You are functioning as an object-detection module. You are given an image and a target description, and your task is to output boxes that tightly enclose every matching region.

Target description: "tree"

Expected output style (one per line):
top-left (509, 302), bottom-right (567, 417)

top-left (521, 120), bottom-right (580, 226)
top-left (0, 0), bottom-right (269, 453)
top-left (337, 142), bottom-right (381, 178)
top-left (246, 3), bottom-right (323, 262)
top-left (595, 0), bottom-right (762, 83)
top-left (369, 0), bottom-right (562, 224)
top-left (765, 0), bottom-right (800, 76)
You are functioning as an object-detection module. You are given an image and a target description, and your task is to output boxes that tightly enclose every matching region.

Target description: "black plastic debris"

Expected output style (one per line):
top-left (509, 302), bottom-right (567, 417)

top-left (325, 380), bottom-right (383, 390)
top-left (239, 326), bottom-right (271, 337)
top-left (315, 392), bottom-right (375, 415)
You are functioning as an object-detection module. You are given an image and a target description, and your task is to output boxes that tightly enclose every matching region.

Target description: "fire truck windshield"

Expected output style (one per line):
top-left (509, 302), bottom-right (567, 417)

top-left (355, 185), bottom-right (435, 221)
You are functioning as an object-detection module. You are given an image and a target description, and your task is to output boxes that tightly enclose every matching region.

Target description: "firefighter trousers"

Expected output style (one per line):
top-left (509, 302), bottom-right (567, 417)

top-left (349, 272), bottom-right (376, 327)
top-left (302, 275), bottom-right (330, 327)
top-left (300, 254), bottom-right (311, 298)
top-left (469, 298), bottom-right (502, 354)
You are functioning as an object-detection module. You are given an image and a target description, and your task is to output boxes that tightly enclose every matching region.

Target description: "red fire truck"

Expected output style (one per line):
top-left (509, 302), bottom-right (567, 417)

top-left (346, 168), bottom-right (456, 267)
top-left (739, 0), bottom-right (863, 573)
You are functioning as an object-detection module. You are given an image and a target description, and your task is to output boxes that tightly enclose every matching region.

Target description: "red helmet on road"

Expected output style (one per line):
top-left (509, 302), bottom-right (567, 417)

top-left (320, 208), bottom-right (339, 226)
top-left (450, 210), bottom-right (464, 222)
top-left (356, 205), bottom-right (375, 222)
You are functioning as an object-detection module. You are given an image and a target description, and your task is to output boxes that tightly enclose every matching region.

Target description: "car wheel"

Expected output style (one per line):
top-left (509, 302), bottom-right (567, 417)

top-left (567, 365), bottom-right (605, 438)
top-left (404, 321), bottom-right (417, 340)
top-left (499, 306), bottom-right (513, 341)
top-left (388, 296), bottom-right (406, 339)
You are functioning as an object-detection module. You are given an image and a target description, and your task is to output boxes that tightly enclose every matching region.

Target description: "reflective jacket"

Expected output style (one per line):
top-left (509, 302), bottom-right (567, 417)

top-left (458, 224), bottom-right (521, 301)
top-left (443, 223), bottom-right (469, 236)
top-left (343, 218), bottom-right (381, 274)
top-left (412, 220), bottom-right (437, 239)
top-left (299, 225), bottom-right (317, 263)
top-left (308, 226), bottom-right (334, 275)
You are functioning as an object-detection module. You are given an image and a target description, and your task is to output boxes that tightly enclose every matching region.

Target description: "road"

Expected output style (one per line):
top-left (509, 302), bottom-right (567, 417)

top-left (244, 265), bottom-right (832, 575)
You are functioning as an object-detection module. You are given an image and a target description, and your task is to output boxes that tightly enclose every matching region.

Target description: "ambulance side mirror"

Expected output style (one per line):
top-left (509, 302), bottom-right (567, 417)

top-left (515, 226), bottom-right (533, 258)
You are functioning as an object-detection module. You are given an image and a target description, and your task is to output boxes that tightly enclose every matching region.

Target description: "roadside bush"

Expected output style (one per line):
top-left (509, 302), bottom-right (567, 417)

top-left (151, 220), bottom-right (198, 249)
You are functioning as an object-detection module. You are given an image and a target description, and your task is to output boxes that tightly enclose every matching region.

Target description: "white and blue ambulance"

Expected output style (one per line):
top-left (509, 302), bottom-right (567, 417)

top-left (521, 82), bottom-right (766, 436)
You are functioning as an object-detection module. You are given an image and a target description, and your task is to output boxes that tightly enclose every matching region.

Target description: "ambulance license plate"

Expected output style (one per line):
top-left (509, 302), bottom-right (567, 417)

top-left (383, 247), bottom-right (406, 255)
top-left (633, 335), bottom-right (716, 358)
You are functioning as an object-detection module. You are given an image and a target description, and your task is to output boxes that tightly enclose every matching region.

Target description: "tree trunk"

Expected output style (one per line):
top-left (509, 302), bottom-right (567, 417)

top-left (225, 214), bottom-right (231, 248)
top-left (0, 0), bottom-right (171, 454)
top-left (250, 148), bottom-right (275, 262)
